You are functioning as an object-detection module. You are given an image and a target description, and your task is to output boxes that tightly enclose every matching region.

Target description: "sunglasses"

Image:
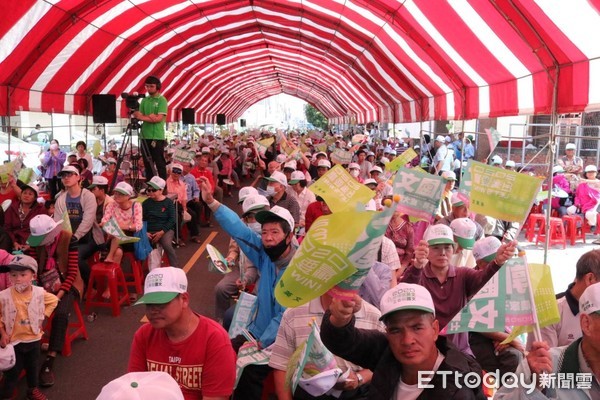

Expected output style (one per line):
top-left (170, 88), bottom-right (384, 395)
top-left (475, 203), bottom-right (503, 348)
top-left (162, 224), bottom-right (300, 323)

top-left (146, 188), bottom-right (159, 193)
top-left (172, 170), bottom-right (182, 174)
top-left (59, 172), bottom-right (76, 178)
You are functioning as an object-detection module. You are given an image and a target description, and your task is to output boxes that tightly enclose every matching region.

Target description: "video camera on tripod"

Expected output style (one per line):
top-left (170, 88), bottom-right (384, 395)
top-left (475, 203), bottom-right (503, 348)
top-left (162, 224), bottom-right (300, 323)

top-left (121, 92), bottom-right (145, 111)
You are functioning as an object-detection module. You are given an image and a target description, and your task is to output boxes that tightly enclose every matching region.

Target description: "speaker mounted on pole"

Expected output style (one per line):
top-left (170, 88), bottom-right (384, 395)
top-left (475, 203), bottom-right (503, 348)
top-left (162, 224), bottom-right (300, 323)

top-left (216, 114), bottom-right (226, 125)
top-left (240, 119), bottom-right (246, 127)
top-left (92, 94), bottom-right (117, 124)
top-left (182, 108), bottom-right (195, 125)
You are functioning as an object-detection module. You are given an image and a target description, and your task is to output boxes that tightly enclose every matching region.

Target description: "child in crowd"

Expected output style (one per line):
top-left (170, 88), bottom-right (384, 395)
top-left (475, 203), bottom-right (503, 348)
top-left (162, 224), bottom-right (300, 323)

top-left (0, 255), bottom-right (58, 400)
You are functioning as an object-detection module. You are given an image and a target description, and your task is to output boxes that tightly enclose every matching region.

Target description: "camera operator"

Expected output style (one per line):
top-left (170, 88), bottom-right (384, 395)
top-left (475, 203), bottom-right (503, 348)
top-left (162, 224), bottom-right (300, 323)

top-left (133, 75), bottom-right (168, 180)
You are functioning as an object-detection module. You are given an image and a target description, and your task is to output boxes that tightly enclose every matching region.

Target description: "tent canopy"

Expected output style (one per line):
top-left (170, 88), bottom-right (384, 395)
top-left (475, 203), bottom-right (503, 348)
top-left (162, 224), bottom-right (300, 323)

top-left (1, 0), bottom-right (599, 124)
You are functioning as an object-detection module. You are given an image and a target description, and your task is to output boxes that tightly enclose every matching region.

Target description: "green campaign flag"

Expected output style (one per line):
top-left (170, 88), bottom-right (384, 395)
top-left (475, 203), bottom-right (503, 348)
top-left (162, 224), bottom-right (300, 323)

top-left (61, 210), bottom-right (72, 234)
top-left (314, 143), bottom-right (327, 153)
top-left (228, 292), bottom-right (257, 339)
top-left (386, 148), bottom-right (418, 172)
top-left (502, 263), bottom-right (560, 344)
top-left (309, 165), bottom-right (375, 213)
top-left (330, 148), bottom-right (353, 165)
top-left (393, 167), bottom-right (445, 222)
top-left (18, 168), bottom-right (34, 184)
top-left (459, 160), bottom-right (542, 222)
top-left (444, 257), bottom-right (542, 334)
top-left (254, 137), bottom-right (274, 157)
top-left (92, 140), bottom-right (102, 157)
top-left (172, 149), bottom-right (195, 164)
top-left (102, 217), bottom-right (140, 245)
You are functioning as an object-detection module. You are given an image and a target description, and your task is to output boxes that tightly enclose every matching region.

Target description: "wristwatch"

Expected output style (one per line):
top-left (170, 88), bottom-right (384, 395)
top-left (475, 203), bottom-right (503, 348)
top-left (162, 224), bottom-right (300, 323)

top-left (356, 372), bottom-right (364, 386)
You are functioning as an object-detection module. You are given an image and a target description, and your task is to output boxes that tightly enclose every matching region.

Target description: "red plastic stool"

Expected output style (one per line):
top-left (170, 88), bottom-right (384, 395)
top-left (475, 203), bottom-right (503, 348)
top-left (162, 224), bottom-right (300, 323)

top-left (562, 215), bottom-right (586, 245)
top-left (42, 301), bottom-right (88, 357)
top-left (85, 262), bottom-right (130, 317)
top-left (526, 213), bottom-right (546, 242)
top-left (536, 217), bottom-right (567, 249)
top-left (122, 252), bottom-right (144, 294)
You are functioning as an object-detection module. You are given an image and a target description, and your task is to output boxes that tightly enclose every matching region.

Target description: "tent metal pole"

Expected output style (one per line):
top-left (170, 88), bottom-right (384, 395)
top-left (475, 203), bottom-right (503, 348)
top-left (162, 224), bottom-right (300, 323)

top-left (544, 67), bottom-right (560, 265)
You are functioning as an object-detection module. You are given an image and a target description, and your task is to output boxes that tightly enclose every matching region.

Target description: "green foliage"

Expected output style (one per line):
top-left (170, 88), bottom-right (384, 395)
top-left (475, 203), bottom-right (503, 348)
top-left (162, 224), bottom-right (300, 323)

top-left (304, 104), bottom-right (328, 130)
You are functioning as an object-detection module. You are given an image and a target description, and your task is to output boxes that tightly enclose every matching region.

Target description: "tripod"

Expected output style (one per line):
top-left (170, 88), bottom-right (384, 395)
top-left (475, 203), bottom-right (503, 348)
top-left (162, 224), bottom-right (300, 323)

top-left (112, 113), bottom-right (155, 193)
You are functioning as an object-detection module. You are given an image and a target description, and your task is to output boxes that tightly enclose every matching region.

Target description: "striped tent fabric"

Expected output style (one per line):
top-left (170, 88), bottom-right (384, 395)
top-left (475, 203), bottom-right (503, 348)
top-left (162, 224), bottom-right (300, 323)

top-left (1, 0), bottom-right (599, 124)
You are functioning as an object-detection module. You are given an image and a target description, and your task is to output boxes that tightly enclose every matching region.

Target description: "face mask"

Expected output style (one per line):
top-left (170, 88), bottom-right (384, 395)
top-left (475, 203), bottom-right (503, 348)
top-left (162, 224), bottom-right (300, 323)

top-left (349, 169), bottom-right (359, 177)
top-left (264, 237), bottom-right (290, 261)
top-left (247, 222), bottom-right (262, 235)
top-left (14, 283), bottom-right (31, 293)
top-left (266, 186), bottom-right (277, 196)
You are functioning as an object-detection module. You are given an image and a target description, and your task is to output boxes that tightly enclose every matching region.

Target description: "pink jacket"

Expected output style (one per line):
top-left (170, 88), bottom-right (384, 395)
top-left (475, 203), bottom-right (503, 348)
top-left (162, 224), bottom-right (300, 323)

top-left (552, 174), bottom-right (571, 209)
top-left (0, 250), bottom-right (14, 291)
top-left (575, 182), bottom-right (600, 213)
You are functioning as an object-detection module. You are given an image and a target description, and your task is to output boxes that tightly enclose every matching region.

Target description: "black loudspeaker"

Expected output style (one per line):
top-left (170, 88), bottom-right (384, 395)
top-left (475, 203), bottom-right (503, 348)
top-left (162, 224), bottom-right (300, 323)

top-left (92, 94), bottom-right (117, 124)
top-left (240, 119), bottom-right (246, 127)
top-left (216, 114), bottom-right (226, 125)
top-left (182, 108), bottom-right (195, 125)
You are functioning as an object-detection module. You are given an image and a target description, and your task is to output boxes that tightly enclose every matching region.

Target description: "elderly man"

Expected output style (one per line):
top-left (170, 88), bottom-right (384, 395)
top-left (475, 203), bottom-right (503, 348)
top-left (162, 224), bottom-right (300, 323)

top-left (129, 267), bottom-right (236, 400)
top-left (320, 283), bottom-right (487, 399)
top-left (558, 142), bottom-right (584, 191)
top-left (265, 171), bottom-right (300, 227)
top-left (495, 282), bottom-right (600, 399)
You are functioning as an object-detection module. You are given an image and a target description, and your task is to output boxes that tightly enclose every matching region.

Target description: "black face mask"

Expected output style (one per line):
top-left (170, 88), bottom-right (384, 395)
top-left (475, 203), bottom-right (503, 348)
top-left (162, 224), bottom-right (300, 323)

top-left (264, 237), bottom-right (289, 261)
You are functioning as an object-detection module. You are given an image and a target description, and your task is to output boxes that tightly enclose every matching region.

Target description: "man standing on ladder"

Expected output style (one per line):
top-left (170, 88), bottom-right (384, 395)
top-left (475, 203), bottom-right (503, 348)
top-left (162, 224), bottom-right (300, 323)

top-left (133, 75), bottom-right (168, 180)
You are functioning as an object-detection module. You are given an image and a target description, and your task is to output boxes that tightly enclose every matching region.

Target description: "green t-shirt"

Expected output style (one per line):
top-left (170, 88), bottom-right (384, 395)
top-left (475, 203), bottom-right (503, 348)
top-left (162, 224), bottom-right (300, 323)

top-left (139, 94), bottom-right (168, 140)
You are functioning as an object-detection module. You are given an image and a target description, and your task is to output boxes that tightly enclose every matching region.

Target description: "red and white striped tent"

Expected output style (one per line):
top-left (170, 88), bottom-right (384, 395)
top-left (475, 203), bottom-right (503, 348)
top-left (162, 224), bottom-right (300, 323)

top-left (1, 0), bottom-right (599, 124)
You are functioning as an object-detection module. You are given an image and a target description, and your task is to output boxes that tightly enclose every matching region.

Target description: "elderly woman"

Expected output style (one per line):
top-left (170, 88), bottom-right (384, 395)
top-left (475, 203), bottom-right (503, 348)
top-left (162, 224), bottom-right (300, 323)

top-left (4, 182), bottom-right (46, 253)
top-left (571, 165), bottom-right (600, 230)
top-left (41, 140), bottom-right (66, 198)
top-left (385, 210), bottom-right (414, 276)
top-left (142, 176), bottom-right (178, 267)
top-left (100, 182), bottom-right (142, 265)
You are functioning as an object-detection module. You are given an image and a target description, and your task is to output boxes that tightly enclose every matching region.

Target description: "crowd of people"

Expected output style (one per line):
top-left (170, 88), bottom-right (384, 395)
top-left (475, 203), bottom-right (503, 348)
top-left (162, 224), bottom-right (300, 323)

top-left (2, 78), bottom-right (598, 399)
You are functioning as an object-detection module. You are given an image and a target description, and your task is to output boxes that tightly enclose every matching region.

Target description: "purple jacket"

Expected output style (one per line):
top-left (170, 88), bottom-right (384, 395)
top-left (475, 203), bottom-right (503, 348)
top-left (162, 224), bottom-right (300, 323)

top-left (42, 150), bottom-right (66, 179)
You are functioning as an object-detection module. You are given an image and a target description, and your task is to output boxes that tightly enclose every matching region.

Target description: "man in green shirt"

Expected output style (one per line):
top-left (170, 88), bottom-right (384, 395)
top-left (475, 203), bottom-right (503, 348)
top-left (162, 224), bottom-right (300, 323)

top-left (133, 75), bottom-right (168, 180)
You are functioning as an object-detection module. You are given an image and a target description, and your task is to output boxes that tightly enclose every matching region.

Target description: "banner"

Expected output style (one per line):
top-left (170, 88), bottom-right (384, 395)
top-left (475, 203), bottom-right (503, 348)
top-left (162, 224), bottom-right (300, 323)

top-left (102, 217), bottom-right (140, 244)
top-left (92, 140), bottom-right (102, 157)
top-left (330, 148), bottom-right (354, 165)
top-left (206, 244), bottom-right (231, 273)
top-left (485, 127), bottom-right (502, 154)
top-left (502, 263), bottom-right (560, 344)
top-left (444, 257), bottom-right (545, 334)
top-left (385, 148), bottom-right (418, 172)
top-left (172, 149), bottom-right (195, 164)
top-left (288, 322), bottom-right (342, 396)
top-left (392, 167), bottom-right (445, 222)
top-left (0, 162), bottom-right (14, 183)
top-left (459, 160), bottom-right (542, 222)
top-left (17, 168), bottom-right (34, 184)
top-left (234, 342), bottom-right (271, 388)
top-left (228, 292), bottom-right (257, 339)
top-left (308, 165), bottom-right (375, 213)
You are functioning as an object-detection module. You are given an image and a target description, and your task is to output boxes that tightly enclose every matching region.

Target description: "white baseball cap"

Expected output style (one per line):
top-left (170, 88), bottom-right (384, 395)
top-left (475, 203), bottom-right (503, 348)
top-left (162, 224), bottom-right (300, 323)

top-left (255, 205), bottom-right (295, 232)
top-left (88, 175), bottom-right (109, 189)
top-left (96, 371), bottom-right (184, 400)
top-left (242, 194), bottom-right (270, 215)
top-left (283, 160), bottom-right (297, 171)
top-left (370, 166), bottom-right (383, 174)
top-left (27, 214), bottom-right (63, 247)
top-left (298, 369), bottom-right (343, 397)
top-left (451, 192), bottom-right (469, 207)
top-left (58, 165), bottom-right (80, 177)
top-left (424, 224), bottom-right (455, 246)
top-left (317, 159), bottom-right (331, 169)
top-left (379, 283), bottom-right (436, 321)
top-left (147, 176), bottom-right (166, 190)
top-left (171, 163), bottom-right (183, 173)
top-left (565, 143), bottom-right (576, 150)
top-left (288, 170), bottom-right (306, 184)
top-left (585, 165), bottom-right (598, 173)
top-left (491, 155), bottom-right (503, 165)
top-left (275, 154), bottom-right (287, 163)
top-left (265, 170), bottom-right (288, 187)
top-left (135, 267), bottom-right (188, 305)
top-left (114, 182), bottom-right (135, 198)
top-left (450, 218), bottom-right (477, 250)
top-left (238, 186), bottom-right (258, 204)
top-left (579, 283), bottom-right (600, 315)
top-left (552, 165), bottom-right (565, 174)
top-left (0, 344), bottom-right (15, 371)
top-left (435, 135), bottom-right (445, 143)
top-left (505, 160), bottom-right (516, 168)
top-left (472, 236), bottom-right (502, 262)
top-left (364, 178), bottom-right (377, 186)
top-left (441, 171), bottom-right (456, 181)
top-left (348, 163), bottom-right (359, 170)
top-left (201, 147), bottom-right (211, 154)
top-left (107, 157), bottom-right (117, 164)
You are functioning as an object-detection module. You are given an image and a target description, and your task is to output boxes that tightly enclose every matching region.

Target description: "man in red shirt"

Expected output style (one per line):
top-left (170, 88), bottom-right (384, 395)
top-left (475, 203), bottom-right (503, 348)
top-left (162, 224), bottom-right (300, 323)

top-left (190, 154), bottom-right (218, 226)
top-left (129, 267), bottom-right (236, 400)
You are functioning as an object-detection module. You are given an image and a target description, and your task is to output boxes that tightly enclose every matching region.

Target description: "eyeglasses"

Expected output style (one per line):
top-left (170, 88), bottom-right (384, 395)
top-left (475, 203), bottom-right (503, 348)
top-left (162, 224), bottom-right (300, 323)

top-left (59, 172), bottom-right (76, 178)
top-left (144, 84), bottom-right (156, 88)
top-left (146, 188), bottom-right (158, 193)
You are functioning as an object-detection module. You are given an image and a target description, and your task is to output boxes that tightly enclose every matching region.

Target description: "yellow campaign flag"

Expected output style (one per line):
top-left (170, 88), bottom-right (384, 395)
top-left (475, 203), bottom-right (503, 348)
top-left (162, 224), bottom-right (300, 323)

top-left (460, 160), bottom-right (542, 222)
top-left (386, 148), bottom-right (418, 172)
top-left (314, 143), bottom-right (327, 153)
top-left (0, 162), bottom-right (14, 183)
top-left (308, 165), bottom-right (374, 213)
top-left (502, 263), bottom-right (560, 344)
top-left (275, 210), bottom-right (374, 307)
top-left (61, 210), bottom-right (72, 233)
top-left (92, 140), bottom-right (102, 157)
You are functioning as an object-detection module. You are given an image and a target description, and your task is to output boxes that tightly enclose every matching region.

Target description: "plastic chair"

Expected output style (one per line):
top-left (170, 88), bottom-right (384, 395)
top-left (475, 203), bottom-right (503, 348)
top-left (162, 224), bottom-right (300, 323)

top-left (122, 252), bottom-right (144, 294)
top-left (526, 213), bottom-right (546, 242)
top-left (42, 301), bottom-right (88, 357)
top-left (84, 262), bottom-right (130, 317)
top-left (562, 214), bottom-right (585, 245)
top-left (536, 217), bottom-right (567, 249)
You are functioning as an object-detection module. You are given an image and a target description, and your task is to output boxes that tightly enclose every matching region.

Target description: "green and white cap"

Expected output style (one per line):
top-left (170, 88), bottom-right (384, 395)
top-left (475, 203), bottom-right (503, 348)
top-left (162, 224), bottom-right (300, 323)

top-left (472, 236), bottom-right (502, 262)
top-left (424, 224), bottom-right (455, 246)
top-left (135, 267), bottom-right (187, 305)
top-left (580, 283), bottom-right (600, 315)
top-left (450, 218), bottom-right (477, 250)
top-left (379, 283), bottom-right (435, 321)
